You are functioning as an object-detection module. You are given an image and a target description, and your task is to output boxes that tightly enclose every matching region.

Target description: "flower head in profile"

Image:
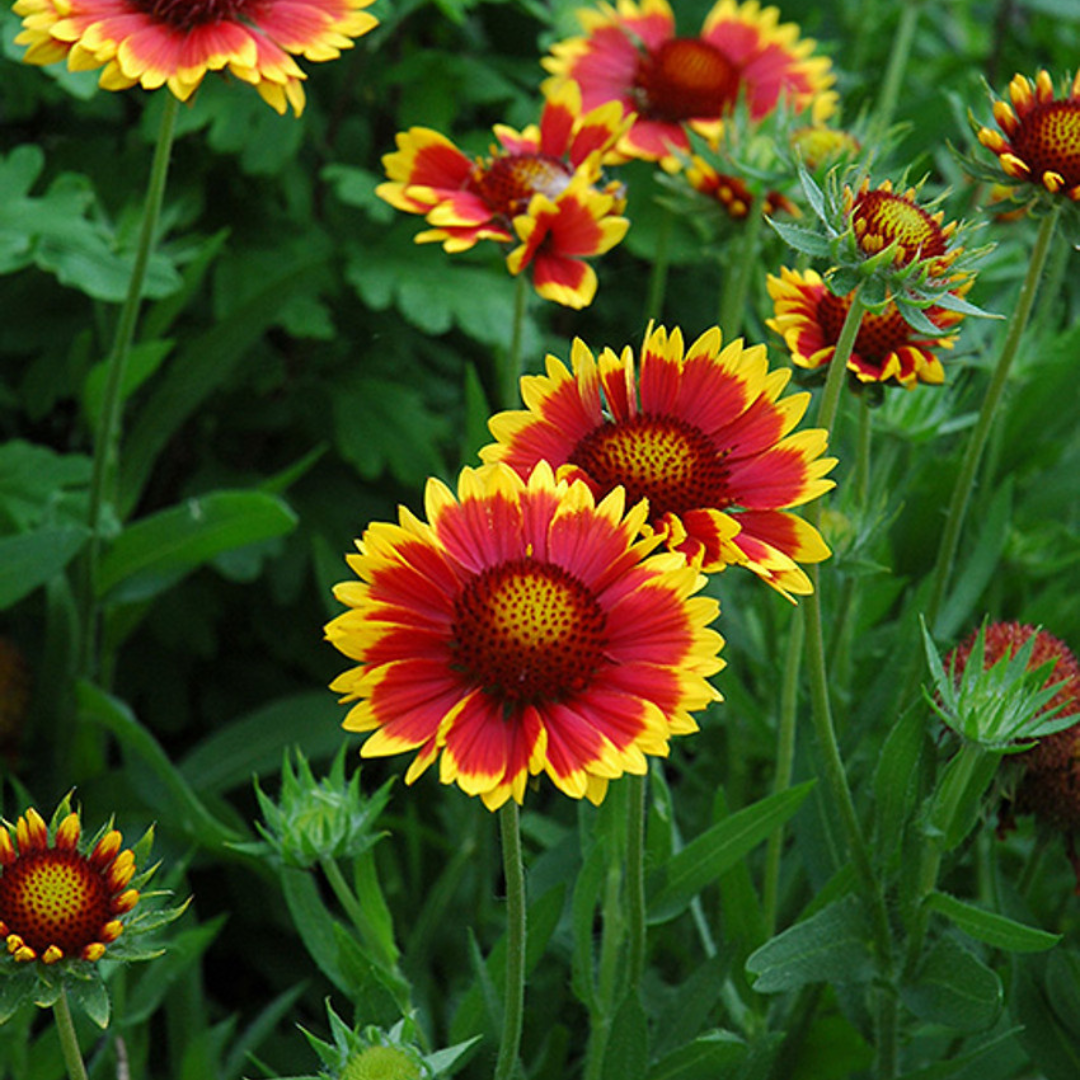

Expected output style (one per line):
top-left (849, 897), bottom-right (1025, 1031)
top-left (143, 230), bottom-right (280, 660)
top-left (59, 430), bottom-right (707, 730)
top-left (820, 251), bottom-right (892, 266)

top-left (767, 267), bottom-right (968, 391)
top-left (542, 0), bottom-right (835, 166)
top-left (943, 621), bottom-right (1080, 887)
top-left (325, 462), bottom-right (724, 811)
top-left (683, 154), bottom-right (799, 221)
top-left (789, 123), bottom-right (861, 171)
top-left (377, 81), bottom-right (630, 308)
top-left (480, 325), bottom-right (836, 600)
top-left (974, 70), bottom-right (1080, 207)
top-left (12, 0), bottom-right (378, 116)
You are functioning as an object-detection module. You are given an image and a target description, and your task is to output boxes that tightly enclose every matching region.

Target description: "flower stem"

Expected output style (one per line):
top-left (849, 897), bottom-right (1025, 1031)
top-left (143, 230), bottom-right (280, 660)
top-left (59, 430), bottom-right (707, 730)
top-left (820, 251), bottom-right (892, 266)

top-left (816, 286), bottom-right (866, 438)
top-left (503, 272), bottom-right (529, 409)
top-left (923, 206), bottom-right (1060, 632)
top-left (494, 802), bottom-right (526, 1080)
top-left (867, 0), bottom-right (924, 146)
top-left (763, 606), bottom-right (804, 937)
top-left (78, 92), bottom-right (181, 679)
top-left (644, 203), bottom-right (673, 323)
top-left (626, 771), bottom-right (647, 987)
top-left (718, 199), bottom-right (766, 339)
top-left (854, 395), bottom-right (873, 507)
top-left (53, 987), bottom-right (90, 1080)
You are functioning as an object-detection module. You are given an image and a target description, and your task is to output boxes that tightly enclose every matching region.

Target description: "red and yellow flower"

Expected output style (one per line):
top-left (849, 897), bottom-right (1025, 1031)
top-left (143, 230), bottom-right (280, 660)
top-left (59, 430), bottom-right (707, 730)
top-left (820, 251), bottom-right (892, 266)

top-left (325, 461), bottom-right (724, 810)
top-left (977, 70), bottom-right (1080, 202)
top-left (12, 0), bottom-right (378, 116)
top-left (842, 178), bottom-right (962, 280)
top-left (0, 807), bottom-right (140, 965)
top-left (767, 267), bottom-right (968, 389)
top-left (684, 154), bottom-right (798, 220)
top-left (479, 325), bottom-right (835, 600)
top-left (542, 0), bottom-right (835, 165)
top-left (377, 81), bottom-right (630, 309)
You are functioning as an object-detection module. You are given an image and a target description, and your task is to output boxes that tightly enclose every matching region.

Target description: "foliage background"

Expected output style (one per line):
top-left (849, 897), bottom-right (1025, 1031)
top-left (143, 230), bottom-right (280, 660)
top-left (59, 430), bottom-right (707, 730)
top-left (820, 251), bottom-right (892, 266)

top-left (2, 0), bottom-right (1080, 1077)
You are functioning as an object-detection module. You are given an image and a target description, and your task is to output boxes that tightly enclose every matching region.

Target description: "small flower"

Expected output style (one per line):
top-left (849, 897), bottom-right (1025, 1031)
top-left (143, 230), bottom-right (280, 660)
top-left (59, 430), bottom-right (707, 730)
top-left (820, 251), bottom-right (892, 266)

top-left (325, 461), bottom-right (724, 810)
top-left (12, 0), bottom-right (378, 116)
top-left (975, 70), bottom-right (1080, 204)
top-left (767, 267), bottom-right (968, 390)
top-left (480, 325), bottom-right (836, 600)
top-left (789, 123), bottom-right (861, 170)
top-left (684, 154), bottom-right (799, 221)
top-left (377, 81), bottom-right (630, 309)
top-left (542, 0), bottom-right (835, 165)
top-left (0, 806), bottom-right (139, 966)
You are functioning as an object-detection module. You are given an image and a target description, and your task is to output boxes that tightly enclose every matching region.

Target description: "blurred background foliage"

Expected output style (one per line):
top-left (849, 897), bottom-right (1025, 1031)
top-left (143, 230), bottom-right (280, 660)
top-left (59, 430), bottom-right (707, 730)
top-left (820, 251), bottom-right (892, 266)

top-left (3, 0), bottom-right (1080, 1077)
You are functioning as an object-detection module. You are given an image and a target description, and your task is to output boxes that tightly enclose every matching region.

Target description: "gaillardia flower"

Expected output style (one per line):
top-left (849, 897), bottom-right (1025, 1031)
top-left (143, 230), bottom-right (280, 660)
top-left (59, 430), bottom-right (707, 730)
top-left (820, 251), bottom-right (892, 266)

top-left (377, 81), bottom-right (630, 308)
top-left (542, 0), bottom-right (835, 164)
top-left (325, 462), bottom-right (724, 810)
top-left (684, 154), bottom-right (798, 221)
top-left (947, 622), bottom-right (1080, 887)
top-left (0, 807), bottom-right (139, 965)
top-left (479, 325), bottom-right (836, 600)
top-left (976, 70), bottom-right (1080, 203)
top-left (767, 267), bottom-right (968, 389)
top-left (12, 0), bottom-right (378, 116)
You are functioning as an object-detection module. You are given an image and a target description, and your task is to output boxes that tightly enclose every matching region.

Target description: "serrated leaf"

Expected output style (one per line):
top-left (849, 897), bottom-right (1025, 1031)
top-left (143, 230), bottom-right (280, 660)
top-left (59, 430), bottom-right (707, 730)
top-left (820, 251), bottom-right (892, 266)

top-left (745, 894), bottom-right (874, 993)
top-left (768, 219), bottom-right (833, 258)
top-left (647, 781), bottom-right (814, 925)
top-left (926, 892), bottom-right (1061, 953)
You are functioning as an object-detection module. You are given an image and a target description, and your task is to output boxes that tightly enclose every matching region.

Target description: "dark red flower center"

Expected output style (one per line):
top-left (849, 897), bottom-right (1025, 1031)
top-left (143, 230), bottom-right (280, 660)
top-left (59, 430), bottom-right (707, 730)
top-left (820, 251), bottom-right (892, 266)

top-left (451, 559), bottom-right (608, 709)
top-left (817, 293), bottom-right (915, 368)
top-left (1012, 101), bottom-right (1080, 187)
top-left (468, 154), bottom-right (574, 219)
top-left (0, 851), bottom-right (112, 954)
top-left (852, 191), bottom-right (948, 268)
top-left (570, 415), bottom-right (732, 519)
top-left (130, 0), bottom-right (257, 27)
top-left (633, 38), bottom-right (740, 122)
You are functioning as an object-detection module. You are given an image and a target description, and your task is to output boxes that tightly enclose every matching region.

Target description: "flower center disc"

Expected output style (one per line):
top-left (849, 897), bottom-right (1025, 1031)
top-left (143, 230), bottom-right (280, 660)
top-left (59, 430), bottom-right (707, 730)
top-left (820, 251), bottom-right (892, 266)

top-left (570, 415), bottom-right (731, 518)
top-left (818, 294), bottom-right (913, 367)
top-left (0, 853), bottom-right (111, 954)
top-left (451, 559), bottom-right (607, 708)
top-left (853, 191), bottom-right (946, 267)
top-left (134, 0), bottom-right (253, 27)
top-left (469, 155), bottom-right (574, 218)
top-left (1013, 101), bottom-right (1080, 187)
top-left (633, 38), bottom-right (740, 122)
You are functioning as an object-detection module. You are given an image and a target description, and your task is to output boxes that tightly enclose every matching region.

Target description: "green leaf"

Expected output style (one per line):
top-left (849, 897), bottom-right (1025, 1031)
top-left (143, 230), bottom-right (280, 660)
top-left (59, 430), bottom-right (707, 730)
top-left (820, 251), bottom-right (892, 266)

top-left (768, 219), bottom-right (833, 258)
top-left (644, 1031), bottom-right (748, 1080)
top-left (0, 440), bottom-right (90, 530)
top-left (602, 994), bottom-right (648, 1080)
top-left (901, 935), bottom-right (1002, 1033)
top-left (279, 866), bottom-right (351, 994)
top-left (925, 892), bottom-right (1061, 953)
top-left (873, 706), bottom-right (931, 858)
top-left (745, 895), bottom-right (874, 993)
top-left (97, 490), bottom-right (297, 602)
top-left (0, 526), bottom-right (88, 609)
top-left (82, 339), bottom-right (174, 430)
top-left (647, 781), bottom-right (815, 924)
top-left (1012, 953), bottom-right (1080, 1080)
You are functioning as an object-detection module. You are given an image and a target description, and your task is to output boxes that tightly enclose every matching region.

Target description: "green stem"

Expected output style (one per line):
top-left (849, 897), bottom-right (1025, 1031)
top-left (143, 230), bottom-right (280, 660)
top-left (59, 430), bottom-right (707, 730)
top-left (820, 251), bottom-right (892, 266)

top-left (644, 203), bottom-right (673, 323)
top-left (53, 987), bottom-right (90, 1080)
top-left (867, 0), bottom-right (924, 146)
top-left (584, 858), bottom-right (625, 1080)
top-left (718, 199), bottom-right (766, 339)
top-left (854, 395), bottom-right (873, 508)
top-left (504, 273), bottom-right (529, 409)
top-left (79, 93), bottom-right (181, 679)
top-left (763, 607), bottom-right (804, 937)
top-left (817, 286), bottom-right (866, 438)
top-left (923, 207), bottom-right (1061, 632)
top-left (494, 802), bottom-right (526, 1080)
top-left (625, 772), bottom-right (647, 988)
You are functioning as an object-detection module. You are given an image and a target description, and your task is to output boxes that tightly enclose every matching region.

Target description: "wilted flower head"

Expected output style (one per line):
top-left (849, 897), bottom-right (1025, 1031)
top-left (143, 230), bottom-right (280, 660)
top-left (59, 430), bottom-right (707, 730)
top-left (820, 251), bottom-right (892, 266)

top-left (12, 0), bottom-right (379, 116)
top-left (974, 70), bottom-right (1080, 208)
